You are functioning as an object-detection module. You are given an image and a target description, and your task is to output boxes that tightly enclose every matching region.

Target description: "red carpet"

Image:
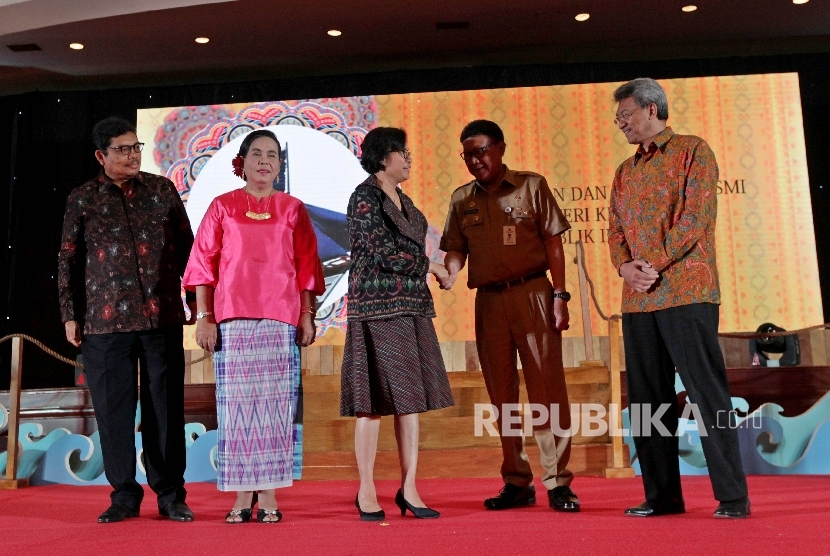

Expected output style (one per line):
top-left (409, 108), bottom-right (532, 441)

top-left (1, 476), bottom-right (827, 555)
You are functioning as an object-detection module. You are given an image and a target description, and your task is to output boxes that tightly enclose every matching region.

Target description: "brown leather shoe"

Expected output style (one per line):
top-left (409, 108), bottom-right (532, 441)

top-left (624, 498), bottom-right (685, 517)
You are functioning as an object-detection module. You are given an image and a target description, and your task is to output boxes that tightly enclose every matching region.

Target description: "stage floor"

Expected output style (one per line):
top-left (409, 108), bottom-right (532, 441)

top-left (2, 476), bottom-right (827, 555)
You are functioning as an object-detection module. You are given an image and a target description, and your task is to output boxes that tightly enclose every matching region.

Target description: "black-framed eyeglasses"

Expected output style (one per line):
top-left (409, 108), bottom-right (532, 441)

top-left (107, 143), bottom-right (145, 155)
top-left (460, 143), bottom-right (494, 162)
top-left (390, 148), bottom-right (412, 160)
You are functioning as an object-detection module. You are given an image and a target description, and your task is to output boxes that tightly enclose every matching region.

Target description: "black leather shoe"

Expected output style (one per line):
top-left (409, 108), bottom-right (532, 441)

top-left (159, 501), bottom-right (194, 522)
top-left (484, 484), bottom-right (536, 510)
top-left (98, 504), bottom-right (139, 523)
top-left (548, 486), bottom-right (580, 512)
top-left (714, 498), bottom-right (750, 519)
top-left (624, 498), bottom-right (685, 517)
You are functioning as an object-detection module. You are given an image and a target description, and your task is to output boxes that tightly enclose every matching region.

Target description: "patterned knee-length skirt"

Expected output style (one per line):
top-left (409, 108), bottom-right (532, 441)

top-left (214, 318), bottom-right (302, 491)
top-left (340, 315), bottom-right (454, 416)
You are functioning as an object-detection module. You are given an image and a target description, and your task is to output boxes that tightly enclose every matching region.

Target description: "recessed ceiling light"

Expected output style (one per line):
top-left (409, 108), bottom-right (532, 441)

top-left (575, 13), bottom-right (590, 22)
top-left (682, 5), bottom-right (697, 12)
top-left (69, 43), bottom-right (84, 50)
top-left (327, 29), bottom-right (342, 37)
top-left (793, 0), bottom-right (809, 4)
top-left (195, 37), bottom-right (209, 44)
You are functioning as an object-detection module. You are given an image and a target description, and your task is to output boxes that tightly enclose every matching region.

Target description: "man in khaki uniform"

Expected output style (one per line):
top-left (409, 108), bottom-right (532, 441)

top-left (440, 119), bottom-right (579, 512)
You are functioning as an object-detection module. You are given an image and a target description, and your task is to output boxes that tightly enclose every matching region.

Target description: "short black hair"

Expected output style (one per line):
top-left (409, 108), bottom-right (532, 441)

top-left (360, 127), bottom-right (407, 174)
top-left (92, 116), bottom-right (136, 151)
top-left (238, 129), bottom-right (282, 158)
top-left (460, 119), bottom-right (504, 144)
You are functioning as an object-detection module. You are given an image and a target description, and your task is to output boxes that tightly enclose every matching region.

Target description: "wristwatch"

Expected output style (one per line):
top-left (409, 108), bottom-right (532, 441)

top-left (553, 291), bottom-right (571, 302)
top-left (196, 311), bottom-right (213, 319)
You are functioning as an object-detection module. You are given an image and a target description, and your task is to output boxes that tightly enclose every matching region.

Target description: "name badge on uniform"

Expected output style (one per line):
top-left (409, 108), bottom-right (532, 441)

top-left (503, 225), bottom-right (516, 245)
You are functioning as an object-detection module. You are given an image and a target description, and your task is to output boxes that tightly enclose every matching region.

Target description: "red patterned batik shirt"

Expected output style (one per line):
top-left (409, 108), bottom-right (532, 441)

top-left (58, 171), bottom-right (194, 334)
top-left (608, 127), bottom-right (720, 313)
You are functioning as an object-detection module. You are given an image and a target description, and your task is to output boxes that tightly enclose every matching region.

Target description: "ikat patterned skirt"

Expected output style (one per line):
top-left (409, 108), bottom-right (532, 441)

top-left (213, 318), bottom-right (302, 491)
top-left (340, 315), bottom-right (454, 416)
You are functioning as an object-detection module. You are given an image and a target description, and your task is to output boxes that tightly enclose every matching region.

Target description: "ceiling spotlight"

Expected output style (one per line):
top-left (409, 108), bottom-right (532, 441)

top-left (575, 13), bottom-right (590, 22)
top-left (327, 29), bottom-right (342, 37)
top-left (792, 0), bottom-right (809, 4)
top-left (69, 43), bottom-right (84, 50)
top-left (195, 37), bottom-right (209, 44)
top-left (682, 5), bottom-right (697, 11)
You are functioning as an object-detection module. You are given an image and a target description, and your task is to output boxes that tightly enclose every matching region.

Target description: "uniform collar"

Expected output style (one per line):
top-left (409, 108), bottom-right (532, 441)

top-left (473, 165), bottom-right (516, 193)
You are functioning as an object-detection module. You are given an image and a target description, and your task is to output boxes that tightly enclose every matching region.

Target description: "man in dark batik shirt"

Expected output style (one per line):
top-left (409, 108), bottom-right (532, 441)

top-left (58, 116), bottom-right (196, 523)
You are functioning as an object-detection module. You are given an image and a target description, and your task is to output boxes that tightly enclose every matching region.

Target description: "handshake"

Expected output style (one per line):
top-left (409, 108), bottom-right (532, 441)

top-left (428, 262), bottom-right (458, 290)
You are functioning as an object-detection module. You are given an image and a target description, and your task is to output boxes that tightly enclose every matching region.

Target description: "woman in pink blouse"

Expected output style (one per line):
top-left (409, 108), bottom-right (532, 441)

top-left (183, 129), bottom-right (325, 523)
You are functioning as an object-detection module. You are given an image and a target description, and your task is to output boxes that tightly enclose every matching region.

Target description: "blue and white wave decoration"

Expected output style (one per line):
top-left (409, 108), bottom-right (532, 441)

top-left (621, 374), bottom-right (830, 475)
top-left (0, 406), bottom-right (226, 486)
top-left (3, 383), bottom-right (829, 484)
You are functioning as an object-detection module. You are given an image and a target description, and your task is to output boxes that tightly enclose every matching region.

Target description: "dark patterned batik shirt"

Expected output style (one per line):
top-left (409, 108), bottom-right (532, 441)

top-left (608, 127), bottom-right (720, 313)
top-left (58, 171), bottom-right (194, 334)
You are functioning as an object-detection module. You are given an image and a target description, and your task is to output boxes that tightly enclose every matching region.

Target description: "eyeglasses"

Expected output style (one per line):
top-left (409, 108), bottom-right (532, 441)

top-left (614, 107), bottom-right (644, 126)
top-left (391, 148), bottom-right (412, 160)
top-left (106, 143), bottom-right (145, 155)
top-left (460, 143), bottom-right (494, 162)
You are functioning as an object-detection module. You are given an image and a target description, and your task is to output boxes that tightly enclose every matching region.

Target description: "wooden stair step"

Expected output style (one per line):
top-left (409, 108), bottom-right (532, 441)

top-left (301, 444), bottom-right (623, 481)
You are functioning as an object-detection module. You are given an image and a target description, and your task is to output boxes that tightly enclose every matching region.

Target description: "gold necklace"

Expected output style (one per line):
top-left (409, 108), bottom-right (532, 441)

top-left (244, 188), bottom-right (274, 220)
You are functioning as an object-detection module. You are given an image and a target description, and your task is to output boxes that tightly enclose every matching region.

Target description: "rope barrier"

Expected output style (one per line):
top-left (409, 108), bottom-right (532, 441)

top-left (574, 240), bottom-right (622, 323)
top-left (571, 240), bottom-right (827, 339)
top-left (0, 334), bottom-right (212, 370)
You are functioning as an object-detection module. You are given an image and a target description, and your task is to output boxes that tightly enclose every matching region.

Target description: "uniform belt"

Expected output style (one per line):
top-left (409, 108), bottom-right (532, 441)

top-left (478, 270), bottom-right (548, 293)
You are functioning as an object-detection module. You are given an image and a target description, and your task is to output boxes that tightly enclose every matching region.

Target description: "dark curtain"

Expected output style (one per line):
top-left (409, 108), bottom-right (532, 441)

top-left (1, 53), bottom-right (829, 389)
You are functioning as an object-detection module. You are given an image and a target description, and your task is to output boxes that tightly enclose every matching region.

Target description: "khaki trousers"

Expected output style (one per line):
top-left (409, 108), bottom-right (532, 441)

top-left (475, 276), bottom-right (573, 489)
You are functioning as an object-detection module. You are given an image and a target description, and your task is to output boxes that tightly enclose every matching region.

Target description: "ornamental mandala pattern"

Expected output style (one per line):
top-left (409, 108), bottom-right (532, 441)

top-left (166, 101), bottom-right (371, 201)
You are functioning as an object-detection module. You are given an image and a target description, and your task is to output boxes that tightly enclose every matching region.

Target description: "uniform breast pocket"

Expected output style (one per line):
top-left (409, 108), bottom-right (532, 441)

top-left (461, 216), bottom-right (485, 251)
top-left (461, 215), bottom-right (484, 237)
top-left (511, 205), bottom-right (536, 230)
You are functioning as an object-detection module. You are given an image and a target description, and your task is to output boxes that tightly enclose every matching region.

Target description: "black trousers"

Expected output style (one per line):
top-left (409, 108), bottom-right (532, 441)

top-left (82, 326), bottom-right (187, 510)
top-left (622, 303), bottom-right (748, 503)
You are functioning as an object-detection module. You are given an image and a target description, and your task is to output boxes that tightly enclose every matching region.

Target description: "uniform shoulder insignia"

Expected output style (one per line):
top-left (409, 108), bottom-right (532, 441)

top-left (451, 180), bottom-right (476, 195)
top-left (512, 170), bottom-right (541, 178)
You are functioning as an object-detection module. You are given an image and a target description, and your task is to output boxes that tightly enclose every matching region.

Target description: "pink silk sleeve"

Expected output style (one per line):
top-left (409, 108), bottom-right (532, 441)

top-left (294, 203), bottom-right (326, 296)
top-left (182, 199), bottom-right (223, 290)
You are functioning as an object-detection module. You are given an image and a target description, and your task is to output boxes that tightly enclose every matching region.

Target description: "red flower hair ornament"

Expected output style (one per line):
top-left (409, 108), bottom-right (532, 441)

top-left (232, 155), bottom-right (245, 179)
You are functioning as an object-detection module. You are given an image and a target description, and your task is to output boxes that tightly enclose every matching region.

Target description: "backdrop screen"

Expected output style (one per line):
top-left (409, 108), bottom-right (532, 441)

top-left (137, 73), bottom-right (821, 348)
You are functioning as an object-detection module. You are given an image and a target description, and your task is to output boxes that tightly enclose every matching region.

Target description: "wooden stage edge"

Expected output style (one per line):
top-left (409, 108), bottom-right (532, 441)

top-left (5, 364), bottom-right (825, 481)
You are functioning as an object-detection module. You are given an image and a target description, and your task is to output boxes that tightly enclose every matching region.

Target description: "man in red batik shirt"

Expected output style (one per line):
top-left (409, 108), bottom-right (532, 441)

top-left (608, 78), bottom-right (749, 519)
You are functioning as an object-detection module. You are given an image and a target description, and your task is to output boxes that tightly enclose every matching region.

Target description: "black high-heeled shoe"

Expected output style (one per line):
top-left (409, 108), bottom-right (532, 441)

top-left (395, 489), bottom-right (440, 519)
top-left (225, 492), bottom-right (258, 524)
top-left (355, 494), bottom-right (385, 521)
